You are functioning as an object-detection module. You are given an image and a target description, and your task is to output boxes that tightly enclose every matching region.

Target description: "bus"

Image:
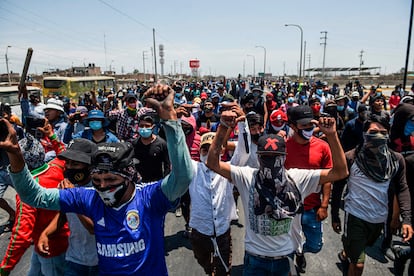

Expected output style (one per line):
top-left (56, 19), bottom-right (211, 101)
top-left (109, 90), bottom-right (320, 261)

top-left (0, 85), bottom-right (42, 120)
top-left (42, 76), bottom-right (116, 102)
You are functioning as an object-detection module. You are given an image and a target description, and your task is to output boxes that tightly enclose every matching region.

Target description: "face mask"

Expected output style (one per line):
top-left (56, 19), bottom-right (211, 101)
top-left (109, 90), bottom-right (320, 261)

top-left (258, 155), bottom-right (286, 180)
top-left (316, 89), bottom-right (323, 96)
top-left (253, 92), bottom-right (259, 97)
top-left (139, 127), bottom-right (152, 138)
top-left (298, 126), bottom-right (314, 140)
top-left (127, 107), bottom-right (137, 116)
top-left (337, 105), bottom-right (345, 112)
top-left (311, 105), bottom-right (321, 113)
top-left (245, 107), bottom-right (254, 114)
top-left (363, 132), bottom-right (388, 149)
top-left (352, 97), bottom-right (359, 102)
top-left (199, 154), bottom-right (207, 163)
top-left (204, 107), bottom-right (213, 113)
top-left (64, 168), bottom-right (90, 184)
top-left (127, 102), bottom-right (137, 109)
top-left (95, 181), bottom-right (129, 207)
top-left (89, 121), bottom-right (102, 131)
top-left (404, 120), bottom-right (414, 136)
top-left (251, 133), bottom-right (262, 144)
top-left (376, 92), bottom-right (382, 97)
top-left (271, 123), bottom-right (285, 132)
top-left (288, 97), bottom-right (294, 103)
top-left (175, 93), bottom-right (182, 98)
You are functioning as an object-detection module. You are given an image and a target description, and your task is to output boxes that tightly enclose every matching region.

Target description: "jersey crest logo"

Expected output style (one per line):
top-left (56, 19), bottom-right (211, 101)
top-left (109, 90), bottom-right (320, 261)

top-left (126, 210), bottom-right (140, 230)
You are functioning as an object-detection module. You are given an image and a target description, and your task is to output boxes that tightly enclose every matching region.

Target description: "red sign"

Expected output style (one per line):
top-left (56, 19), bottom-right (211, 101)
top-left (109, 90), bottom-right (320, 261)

top-left (189, 59), bottom-right (200, 68)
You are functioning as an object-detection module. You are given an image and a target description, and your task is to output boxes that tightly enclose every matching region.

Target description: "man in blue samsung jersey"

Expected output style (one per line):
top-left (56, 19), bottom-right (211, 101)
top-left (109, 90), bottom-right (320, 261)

top-left (0, 84), bottom-right (193, 276)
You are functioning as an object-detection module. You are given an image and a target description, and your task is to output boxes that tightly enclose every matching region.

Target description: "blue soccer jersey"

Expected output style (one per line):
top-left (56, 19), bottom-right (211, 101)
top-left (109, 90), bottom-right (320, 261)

top-left (59, 180), bottom-right (173, 275)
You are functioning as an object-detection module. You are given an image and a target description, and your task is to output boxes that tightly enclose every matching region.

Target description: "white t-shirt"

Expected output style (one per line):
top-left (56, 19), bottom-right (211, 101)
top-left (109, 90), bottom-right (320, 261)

top-left (230, 165), bottom-right (321, 257)
top-left (344, 163), bottom-right (390, 224)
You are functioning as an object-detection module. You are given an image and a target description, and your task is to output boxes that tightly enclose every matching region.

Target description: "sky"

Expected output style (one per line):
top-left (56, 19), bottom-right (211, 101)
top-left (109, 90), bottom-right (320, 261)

top-left (0, 0), bottom-right (412, 78)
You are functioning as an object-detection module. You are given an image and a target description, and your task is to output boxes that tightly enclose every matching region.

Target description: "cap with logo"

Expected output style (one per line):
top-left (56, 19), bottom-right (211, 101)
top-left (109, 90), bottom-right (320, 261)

top-left (270, 110), bottom-right (288, 126)
top-left (256, 134), bottom-right (286, 155)
top-left (200, 132), bottom-right (216, 148)
top-left (287, 105), bottom-right (314, 125)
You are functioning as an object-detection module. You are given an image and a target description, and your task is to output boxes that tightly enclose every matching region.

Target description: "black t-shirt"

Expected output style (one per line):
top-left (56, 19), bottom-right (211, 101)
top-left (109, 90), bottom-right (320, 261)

top-left (133, 136), bottom-right (170, 182)
top-left (196, 112), bottom-right (220, 131)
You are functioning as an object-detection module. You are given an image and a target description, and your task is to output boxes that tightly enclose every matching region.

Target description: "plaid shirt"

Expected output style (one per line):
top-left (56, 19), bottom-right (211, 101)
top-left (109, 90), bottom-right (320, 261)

top-left (108, 109), bottom-right (139, 142)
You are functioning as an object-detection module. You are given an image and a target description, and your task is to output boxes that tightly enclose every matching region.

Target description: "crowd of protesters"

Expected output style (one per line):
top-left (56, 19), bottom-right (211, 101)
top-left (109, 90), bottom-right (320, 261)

top-left (0, 78), bottom-right (412, 275)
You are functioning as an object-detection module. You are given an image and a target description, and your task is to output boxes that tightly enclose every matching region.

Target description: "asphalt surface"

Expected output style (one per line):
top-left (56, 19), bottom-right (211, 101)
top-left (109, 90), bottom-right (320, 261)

top-left (0, 186), bottom-right (410, 276)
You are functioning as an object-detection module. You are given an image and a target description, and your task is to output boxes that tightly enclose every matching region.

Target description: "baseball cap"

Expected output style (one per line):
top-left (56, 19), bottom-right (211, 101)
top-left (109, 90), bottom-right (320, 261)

top-left (93, 142), bottom-right (139, 174)
top-left (45, 98), bottom-right (64, 112)
top-left (200, 132), bottom-right (216, 148)
top-left (200, 92), bottom-right (208, 100)
top-left (287, 105), bottom-right (314, 125)
top-left (357, 104), bottom-right (368, 113)
top-left (256, 134), bottom-right (286, 155)
top-left (211, 93), bottom-right (220, 99)
top-left (270, 110), bottom-right (288, 126)
top-left (220, 94), bottom-right (235, 104)
top-left (58, 138), bottom-right (97, 165)
top-left (124, 93), bottom-right (138, 101)
top-left (76, 106), bottom-right (89, 115)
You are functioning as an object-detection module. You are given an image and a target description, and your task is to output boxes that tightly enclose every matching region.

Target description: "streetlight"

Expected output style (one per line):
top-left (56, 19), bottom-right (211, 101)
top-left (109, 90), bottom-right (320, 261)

top-left (284, 24), bottom-right (303, 81)
top-left (246, 54), bottom-right (256, 79)
top-left (255, 45), bottom-right (266, 78)
top-left (5, 46), bottom-right (11, 86)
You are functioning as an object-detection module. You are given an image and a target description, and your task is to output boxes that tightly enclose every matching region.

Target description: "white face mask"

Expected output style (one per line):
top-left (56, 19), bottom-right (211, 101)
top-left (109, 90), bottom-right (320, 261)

top-left (271, 123), bottom-right (285, 132)
top-left (199, 154), bottom-right (208, 163)
top-left (95, 182), bottom-right (128, 207)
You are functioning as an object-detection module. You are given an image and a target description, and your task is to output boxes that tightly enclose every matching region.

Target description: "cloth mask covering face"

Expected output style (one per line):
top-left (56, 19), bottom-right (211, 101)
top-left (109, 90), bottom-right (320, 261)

top-left (298, 125), bottom-right (314, 140)
top-left (404, 120), bottom-right (414, 136)
top-left (254, 155), bottom-right (302, 221)
top-left (89, 121), bottom-right (102, 131)
top-left (337, 105), bottom-right (345, 112)
top-left (204, 107), bottom-right (213, 113)
top-left (139, 127), bottom-right (152, 138)
top-left (251, 133), bottom-right (262, 144)
top-left (311, 105), bottom-right (321, 113)
top-left (287, 97), bottom-right (295, 103)
top-left (356, 131), bottom-right (398, 182)
top-left (127, 103), bottom-right (137, 116)
top-left (95, 181), bottom-right (129, 207)
top-left (64, 168), bottom-right (90, 184)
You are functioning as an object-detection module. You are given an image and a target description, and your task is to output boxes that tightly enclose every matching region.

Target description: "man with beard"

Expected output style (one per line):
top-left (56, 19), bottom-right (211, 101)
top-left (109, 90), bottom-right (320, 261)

top-left (206, 104), bottom-right (348, 275)
top-left (332, 114), bottom-right (413, 276)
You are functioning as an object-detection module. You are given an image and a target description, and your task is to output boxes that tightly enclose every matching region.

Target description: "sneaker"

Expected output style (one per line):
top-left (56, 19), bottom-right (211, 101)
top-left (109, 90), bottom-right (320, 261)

top-left (393, 246), bottom-right (410, 276)
top-left (295, 253), bottom-right (306, 273)
top-left (183, 225), bottom-right (192, 238)
top-left (175, 207), bottom-right (182, 217)
top-left (382, 247), bottom-right (395, 261)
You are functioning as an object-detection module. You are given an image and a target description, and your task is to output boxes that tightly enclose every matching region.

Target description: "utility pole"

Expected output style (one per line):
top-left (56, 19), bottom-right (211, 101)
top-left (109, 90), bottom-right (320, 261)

top-left (5, 46), bottom-right (11, 85)
top-left (104, 33), bottom-right (108, 71)
top-left (243, 60), bottom-right (246, 78)
top-left (403, 0), bottom-right (414, 92)
top-left (359, 49), bottom-right (364, 76)
top-left (307, 54), bottom-right (311, 79)
top-left (320, 31), bottom-right (328, 79)
top-left (152, 28), bottom-right (158, 82)
top-left (303, 41), bottom-right (306, 81)
top-left (142, 51), bottom-right (147, 81)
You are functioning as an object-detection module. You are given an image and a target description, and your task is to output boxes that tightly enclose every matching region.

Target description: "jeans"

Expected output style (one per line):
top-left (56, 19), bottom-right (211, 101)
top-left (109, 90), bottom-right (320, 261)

top-left (243, 252), bottom-right (290, 276)
top-left (64, 260), bottom-right (99, 276)
top-left (28, 251), bottom-right (66, 276)
top-left (302, 208), bottom-right (323, 253)
top-left (0, 168), bottom-right (13, 198)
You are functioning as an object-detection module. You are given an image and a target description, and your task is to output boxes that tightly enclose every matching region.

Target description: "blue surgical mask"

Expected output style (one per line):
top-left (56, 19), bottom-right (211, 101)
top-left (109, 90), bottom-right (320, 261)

top-left (139, 127), bottom-right (152, 138)
top-left (337, 105), bottom-right (345, 112)
top-left (175, 93), bottom-right (182, 98)
top-left (288, 97), bottom-right (295, 103)
top-left (89, 121), bottom-right (102, 131)
top-left (404, 120), bottom-right (414, 136)
top-left (316, 89), bottom-right (323, 96)
top-left (376, 92), bottom-right (382, 97)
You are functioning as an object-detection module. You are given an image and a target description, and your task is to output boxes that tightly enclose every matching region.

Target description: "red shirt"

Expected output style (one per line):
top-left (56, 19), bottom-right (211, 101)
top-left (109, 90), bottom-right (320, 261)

top-left (285, 136), bottom-right (333, 210)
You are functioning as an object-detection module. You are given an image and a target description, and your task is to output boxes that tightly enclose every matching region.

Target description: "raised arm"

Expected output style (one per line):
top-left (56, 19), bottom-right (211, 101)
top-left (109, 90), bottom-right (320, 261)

top-left (318, 117), bottom-right (349, 184)
top-left (0, 119), bottom-right (60, 210)
top-left (144, 85), bottom-right (193, 201)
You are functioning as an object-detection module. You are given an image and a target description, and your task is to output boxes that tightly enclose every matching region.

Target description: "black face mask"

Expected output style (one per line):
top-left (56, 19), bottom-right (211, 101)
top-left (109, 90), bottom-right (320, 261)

top-left (245, 107), bottom-right (254, 114)
top-left (251, 133), bottom-right (262, 144)
top-left (64, 168), bottom-right (90, 184)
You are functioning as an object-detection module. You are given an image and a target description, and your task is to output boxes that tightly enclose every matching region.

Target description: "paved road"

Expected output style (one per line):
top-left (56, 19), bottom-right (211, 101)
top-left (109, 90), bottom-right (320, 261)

top-left (0, 187), bottom-right (410, 275)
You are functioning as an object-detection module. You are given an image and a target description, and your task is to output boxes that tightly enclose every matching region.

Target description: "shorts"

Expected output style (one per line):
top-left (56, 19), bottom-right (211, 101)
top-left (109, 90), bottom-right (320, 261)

top-left (0, 168), bottom-right (13, 198)
top-left (342, 212), bottom-right (383, 264)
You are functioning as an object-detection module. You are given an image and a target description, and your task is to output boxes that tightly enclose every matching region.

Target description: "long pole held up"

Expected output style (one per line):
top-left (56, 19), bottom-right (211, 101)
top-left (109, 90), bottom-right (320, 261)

top-left (153, 28), bottom-right (158, 83)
